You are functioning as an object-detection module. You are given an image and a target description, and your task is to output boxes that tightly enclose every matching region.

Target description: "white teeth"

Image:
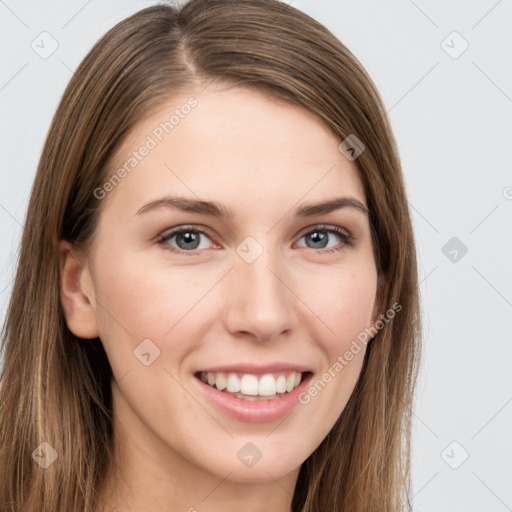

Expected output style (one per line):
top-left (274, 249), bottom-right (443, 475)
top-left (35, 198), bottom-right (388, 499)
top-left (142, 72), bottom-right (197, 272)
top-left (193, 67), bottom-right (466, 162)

top-left (215, 372), bottom-right (227, 391)
top-left (240, 374), bottom-right (259, 395)
top-left (276, 375), bottom-right (286, 394)
top-left (258, 374), bottom-right (277, 396)
top-left (200, 370), bottom-right (305, 398)
top-left (226, 372), bottom-right (241, 392)
top-left (285, 373), bottom-right (295, 392)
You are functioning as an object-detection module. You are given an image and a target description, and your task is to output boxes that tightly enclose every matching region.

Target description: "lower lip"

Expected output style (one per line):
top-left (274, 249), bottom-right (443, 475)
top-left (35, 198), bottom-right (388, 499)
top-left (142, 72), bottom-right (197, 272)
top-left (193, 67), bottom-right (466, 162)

top-left (194, 372), bottom-right (313, 423)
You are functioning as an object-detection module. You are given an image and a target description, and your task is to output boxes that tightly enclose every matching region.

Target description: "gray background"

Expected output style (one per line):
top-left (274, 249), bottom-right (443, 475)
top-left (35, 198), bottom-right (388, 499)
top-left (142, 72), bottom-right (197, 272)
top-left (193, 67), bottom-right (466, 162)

top-left (1, 0), bottom-right (511, 509)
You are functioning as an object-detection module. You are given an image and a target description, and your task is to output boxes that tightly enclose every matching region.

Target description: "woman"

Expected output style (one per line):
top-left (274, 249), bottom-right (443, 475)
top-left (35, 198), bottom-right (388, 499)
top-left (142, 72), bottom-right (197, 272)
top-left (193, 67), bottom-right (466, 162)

top-left (0, 1), bottom-right (421, 510)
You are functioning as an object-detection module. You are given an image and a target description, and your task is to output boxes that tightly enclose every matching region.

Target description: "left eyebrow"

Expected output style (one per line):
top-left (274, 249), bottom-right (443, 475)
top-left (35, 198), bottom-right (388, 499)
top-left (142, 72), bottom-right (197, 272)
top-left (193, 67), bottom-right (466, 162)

top-left (295, 197), bottom-right (369, 217)
top-left (135, 195), bottom-right (369, 218)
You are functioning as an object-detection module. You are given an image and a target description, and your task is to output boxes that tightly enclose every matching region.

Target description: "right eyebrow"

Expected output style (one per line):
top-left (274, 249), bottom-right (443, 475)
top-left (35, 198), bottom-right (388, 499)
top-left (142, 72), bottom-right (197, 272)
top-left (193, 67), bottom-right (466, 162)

top-left (136, 196), bottom-right (234, 219)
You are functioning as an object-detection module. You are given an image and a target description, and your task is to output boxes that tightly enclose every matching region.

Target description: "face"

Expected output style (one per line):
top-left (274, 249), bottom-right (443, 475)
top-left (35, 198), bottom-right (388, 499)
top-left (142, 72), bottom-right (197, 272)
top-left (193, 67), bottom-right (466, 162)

top-left (63, 84), bottom-right (382, 488)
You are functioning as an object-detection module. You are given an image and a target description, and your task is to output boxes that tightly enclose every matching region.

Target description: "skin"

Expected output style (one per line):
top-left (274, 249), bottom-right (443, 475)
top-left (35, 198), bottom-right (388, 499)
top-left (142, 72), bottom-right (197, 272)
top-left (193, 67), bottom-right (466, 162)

top-left (59, 84), bottom-right (383, 512)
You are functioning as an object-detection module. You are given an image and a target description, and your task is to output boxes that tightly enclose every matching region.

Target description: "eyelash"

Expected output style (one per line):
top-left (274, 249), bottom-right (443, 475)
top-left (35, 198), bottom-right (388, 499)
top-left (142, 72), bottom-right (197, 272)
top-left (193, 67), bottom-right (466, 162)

top-left (157, 224), bottom-right (354, 256)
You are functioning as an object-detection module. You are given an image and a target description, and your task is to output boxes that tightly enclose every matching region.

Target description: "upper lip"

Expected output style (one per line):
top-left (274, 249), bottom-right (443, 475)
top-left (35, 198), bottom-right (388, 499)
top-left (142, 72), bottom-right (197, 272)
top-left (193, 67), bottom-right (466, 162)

top-left (195, 362), bottom-right (312, 375)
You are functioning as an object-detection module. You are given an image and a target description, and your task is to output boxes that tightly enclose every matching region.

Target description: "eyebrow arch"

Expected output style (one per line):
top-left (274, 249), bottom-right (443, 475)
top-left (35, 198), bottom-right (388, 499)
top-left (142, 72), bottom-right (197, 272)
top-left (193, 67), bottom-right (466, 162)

top-left (296, 197), bottom-right (369, 217)
top-left (135, 196), bottom-right (369, 218)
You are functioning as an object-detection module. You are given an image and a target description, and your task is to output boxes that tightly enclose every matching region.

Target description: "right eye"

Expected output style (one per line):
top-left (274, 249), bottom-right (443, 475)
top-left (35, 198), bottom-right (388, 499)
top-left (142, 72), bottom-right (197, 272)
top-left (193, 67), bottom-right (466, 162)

top-left (158, 226), bottom-right (217, 254)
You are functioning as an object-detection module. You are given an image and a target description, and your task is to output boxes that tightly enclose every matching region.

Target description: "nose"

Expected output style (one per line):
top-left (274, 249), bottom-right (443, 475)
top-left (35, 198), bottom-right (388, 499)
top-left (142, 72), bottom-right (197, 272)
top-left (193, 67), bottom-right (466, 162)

top-left (223, 243), bottom-right (298, 342)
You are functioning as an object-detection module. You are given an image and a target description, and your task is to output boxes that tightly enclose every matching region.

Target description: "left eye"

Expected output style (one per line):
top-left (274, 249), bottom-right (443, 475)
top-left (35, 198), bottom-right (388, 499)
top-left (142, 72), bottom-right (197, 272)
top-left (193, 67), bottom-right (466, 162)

top-left (295, 226), bottom-right (352, 251)
top-left (158, 225), bottom-right (353, 254)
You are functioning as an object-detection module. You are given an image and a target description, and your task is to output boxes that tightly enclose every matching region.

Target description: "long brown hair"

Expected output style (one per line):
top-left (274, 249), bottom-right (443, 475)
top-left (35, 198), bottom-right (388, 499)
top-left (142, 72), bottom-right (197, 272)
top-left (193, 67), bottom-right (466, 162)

top-left (0, 1), bottom-right (421, 510)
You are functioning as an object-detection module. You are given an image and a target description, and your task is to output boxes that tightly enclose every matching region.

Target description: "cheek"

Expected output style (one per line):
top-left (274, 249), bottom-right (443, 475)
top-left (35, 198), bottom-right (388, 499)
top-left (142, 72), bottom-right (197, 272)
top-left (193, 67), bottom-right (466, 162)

top-left (334, 276), bottom-right (376, 340)
top-left (89, 246), bottom-right (224, 373)
top-left (89, 250), bottom-right (178, 367)
top-left (301, 263), bottom-right (378, 348)
top-left (293, 265), bottom-right (376, 411)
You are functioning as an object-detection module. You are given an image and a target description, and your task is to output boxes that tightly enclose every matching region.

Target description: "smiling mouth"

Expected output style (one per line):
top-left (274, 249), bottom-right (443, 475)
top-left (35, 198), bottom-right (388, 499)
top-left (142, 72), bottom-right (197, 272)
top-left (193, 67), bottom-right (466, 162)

top-left (195, 370), bottom-right (312, 401)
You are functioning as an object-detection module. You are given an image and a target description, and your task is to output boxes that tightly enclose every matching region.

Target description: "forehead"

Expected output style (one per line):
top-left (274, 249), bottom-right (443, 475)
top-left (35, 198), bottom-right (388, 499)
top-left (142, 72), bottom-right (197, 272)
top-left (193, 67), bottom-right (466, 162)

top-left (105, 85), bottom-right (366, 217)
